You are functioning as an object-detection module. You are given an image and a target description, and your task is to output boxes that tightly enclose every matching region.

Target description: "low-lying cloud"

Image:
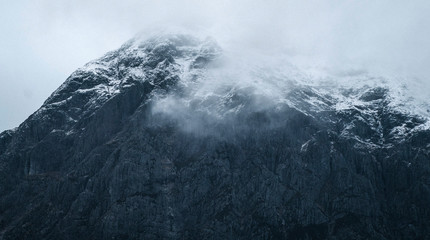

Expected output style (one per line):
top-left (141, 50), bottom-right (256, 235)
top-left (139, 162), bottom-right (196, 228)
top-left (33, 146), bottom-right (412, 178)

top-left (21, 0), bottom-right (430, 78)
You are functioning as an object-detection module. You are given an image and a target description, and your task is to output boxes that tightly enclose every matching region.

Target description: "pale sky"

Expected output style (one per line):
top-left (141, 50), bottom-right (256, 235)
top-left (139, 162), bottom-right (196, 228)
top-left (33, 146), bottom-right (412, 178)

top-left (1, 0), bottom-right (429, 131)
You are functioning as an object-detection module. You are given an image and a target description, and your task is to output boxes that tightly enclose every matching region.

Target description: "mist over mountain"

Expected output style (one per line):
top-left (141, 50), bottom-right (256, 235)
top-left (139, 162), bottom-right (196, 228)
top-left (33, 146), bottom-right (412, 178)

top-left (2, 0), bottom-right (430, 132)
top-left (0, 32), bottom-right (430, 239)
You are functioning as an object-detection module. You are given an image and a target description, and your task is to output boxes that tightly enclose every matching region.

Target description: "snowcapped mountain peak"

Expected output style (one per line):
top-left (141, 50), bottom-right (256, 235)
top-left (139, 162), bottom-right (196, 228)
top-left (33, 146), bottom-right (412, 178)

top-left (18, 33), bottom-right (430, 145)
top-left (2, 32), bottom-right (430, 239)
top-left (32, 33), bottom-right (430, 147)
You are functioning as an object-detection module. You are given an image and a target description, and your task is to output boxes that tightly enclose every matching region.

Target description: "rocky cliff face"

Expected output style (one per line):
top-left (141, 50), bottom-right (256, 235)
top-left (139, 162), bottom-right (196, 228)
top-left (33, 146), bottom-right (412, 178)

top-left (1, 34), bottom-right (429, 240)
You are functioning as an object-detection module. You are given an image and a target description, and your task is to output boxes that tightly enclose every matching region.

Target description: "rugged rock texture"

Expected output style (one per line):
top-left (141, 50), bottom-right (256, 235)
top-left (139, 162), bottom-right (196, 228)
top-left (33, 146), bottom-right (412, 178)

top-left (1, 34), bottom-right (430, 239)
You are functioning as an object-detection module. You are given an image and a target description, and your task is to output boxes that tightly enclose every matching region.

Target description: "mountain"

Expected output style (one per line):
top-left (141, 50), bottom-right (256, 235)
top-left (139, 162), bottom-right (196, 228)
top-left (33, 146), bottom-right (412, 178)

top-left (1, 34), bottom-right (429, 239)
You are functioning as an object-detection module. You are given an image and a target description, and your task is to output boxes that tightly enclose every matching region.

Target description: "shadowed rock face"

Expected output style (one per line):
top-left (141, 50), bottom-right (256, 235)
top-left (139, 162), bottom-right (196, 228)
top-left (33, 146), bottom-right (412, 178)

top-left (1, 34), bottom-right (430, 240)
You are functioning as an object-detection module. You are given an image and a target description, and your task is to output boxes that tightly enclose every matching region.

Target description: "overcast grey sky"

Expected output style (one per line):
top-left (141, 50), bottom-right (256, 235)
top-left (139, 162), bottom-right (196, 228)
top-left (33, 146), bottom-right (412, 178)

top-left (1, 0), bottom-right (429, 131)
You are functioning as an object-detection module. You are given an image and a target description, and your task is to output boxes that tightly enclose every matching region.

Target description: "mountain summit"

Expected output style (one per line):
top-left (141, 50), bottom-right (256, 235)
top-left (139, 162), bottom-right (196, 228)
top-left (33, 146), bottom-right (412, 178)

top-left (1, 34), bottom-right (429, 239)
